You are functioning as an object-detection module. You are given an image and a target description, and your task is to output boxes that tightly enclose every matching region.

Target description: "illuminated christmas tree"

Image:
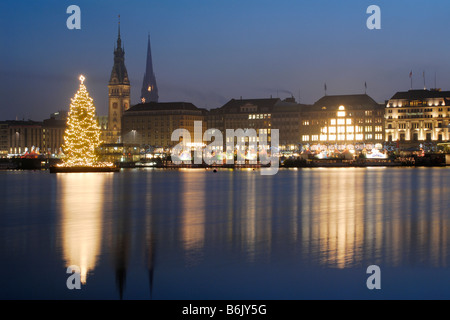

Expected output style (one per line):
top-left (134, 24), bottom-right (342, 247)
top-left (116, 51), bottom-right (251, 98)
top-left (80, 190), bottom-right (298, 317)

top-left (61, 75), bottom-right (103, 167)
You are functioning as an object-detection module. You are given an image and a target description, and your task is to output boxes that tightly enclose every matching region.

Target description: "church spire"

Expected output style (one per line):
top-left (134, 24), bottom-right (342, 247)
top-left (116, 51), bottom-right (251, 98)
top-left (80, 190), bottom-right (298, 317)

top-left (116, 15), bottom-right (122, 50)
top-left (140, 33), bottom-right (159, 103)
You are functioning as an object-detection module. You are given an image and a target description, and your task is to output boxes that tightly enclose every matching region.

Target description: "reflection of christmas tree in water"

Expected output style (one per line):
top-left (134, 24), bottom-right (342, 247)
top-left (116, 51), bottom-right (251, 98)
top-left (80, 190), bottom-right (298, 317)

top-left (62, 75), bottom-right (102, 167)
top-left (52, 75), bottom-right (117, 172)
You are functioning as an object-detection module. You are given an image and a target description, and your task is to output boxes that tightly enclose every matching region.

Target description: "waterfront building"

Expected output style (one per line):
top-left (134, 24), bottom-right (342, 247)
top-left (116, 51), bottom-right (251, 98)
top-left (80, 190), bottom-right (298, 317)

top-left (207, 98), bottom-right (278, 148)
top-left (0, 117), bottom-right (66, 156)
top-left (298, 94), bottom-right (385, 153)
top-left (122, 102), bottom-right (206, 149)
top-left (207, 97), bottom-right (305, 151)
top-left (41, 118), bottom-right (66, 155)
top-left (385, 89), bottom-right (450, 143)
top-left (271, 97), bottom-right (304, 151)
top-left (0, 122), bottom-right (9, 157)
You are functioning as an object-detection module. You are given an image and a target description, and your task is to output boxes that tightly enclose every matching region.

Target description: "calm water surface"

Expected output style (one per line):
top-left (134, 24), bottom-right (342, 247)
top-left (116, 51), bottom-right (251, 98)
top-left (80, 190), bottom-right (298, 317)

top-left (1, 167), bottom-right (449, 299)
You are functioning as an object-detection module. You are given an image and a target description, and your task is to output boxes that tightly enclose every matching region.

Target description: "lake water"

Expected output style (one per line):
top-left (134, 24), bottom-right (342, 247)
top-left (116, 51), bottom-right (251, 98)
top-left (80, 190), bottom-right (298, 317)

top-left (1, 167), bottom-right (450, 300)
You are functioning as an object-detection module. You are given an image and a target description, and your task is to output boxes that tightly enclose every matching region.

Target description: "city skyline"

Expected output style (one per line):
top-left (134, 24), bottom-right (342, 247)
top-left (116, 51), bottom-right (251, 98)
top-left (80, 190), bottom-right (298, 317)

top-left (2, 1), bottom-right (450, 121)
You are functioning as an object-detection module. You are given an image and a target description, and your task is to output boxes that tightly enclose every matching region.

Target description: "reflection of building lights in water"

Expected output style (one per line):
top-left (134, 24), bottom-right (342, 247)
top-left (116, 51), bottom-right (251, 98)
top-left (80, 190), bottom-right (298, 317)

top-left (60, 173), bottom-right (109, 284)
top-left (299, 168), bottom-right (450, 268)
top-left (181, 171), bottom-right (205, 264)
top-left (303, 169), bottom-right (364, 268)
top-left (242, 173), bottom-right (256, 260)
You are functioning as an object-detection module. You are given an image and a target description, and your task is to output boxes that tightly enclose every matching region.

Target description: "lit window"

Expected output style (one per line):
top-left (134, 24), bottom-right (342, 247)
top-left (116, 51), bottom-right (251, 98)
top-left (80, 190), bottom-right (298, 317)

top-left (338, 119), bottom-right (345, 125)
top-left (302, 135), bottom-right (310, 142)
top-left (346, 119), bottom-right (352, 125)
top-left (346, 134), bottom-right (354, 141)
top-left (328, 126), bottom-right (336, 134)
top-left (330, 119), bottom-right (336, 125)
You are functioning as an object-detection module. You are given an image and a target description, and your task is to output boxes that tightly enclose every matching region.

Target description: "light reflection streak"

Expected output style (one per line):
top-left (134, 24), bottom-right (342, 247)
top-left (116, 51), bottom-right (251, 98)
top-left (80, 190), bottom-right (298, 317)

top-left (242, 172), bottom-right (256, 261)
top-left (59, 173), bottom-right (110, 284)
top-left (181, 170), bottom-right (206, 265)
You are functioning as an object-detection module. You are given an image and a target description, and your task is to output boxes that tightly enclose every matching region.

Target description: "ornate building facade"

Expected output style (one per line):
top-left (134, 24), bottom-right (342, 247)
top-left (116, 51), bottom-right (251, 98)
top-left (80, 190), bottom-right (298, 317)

top-left (385, 89), bottom-right (450, 143)
top-left (107, 21), bottom-right (130, 143)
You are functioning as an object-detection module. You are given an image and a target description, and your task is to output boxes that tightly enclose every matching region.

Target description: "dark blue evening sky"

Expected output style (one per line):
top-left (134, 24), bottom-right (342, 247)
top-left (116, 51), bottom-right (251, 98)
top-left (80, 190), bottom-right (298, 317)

top-left (1, 0), bottom-right (450, 120)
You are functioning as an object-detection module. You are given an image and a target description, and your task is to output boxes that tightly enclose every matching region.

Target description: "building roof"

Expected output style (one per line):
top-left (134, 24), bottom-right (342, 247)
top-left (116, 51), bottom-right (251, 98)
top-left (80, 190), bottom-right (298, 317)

top-left (0, 120), bottom-right (42, 127)
top-left (311, 94), bottom-right (382, 110)
top-left (210, 98), bottom-right (281, 114)
top-left (389, 89), bottom-right (450, 100)
top-left (0, 119), bottom-right (66, 128)
top-left (125, 102), bottom-right (203, 113)
top-left (42, 118), bottom-right (66, 128)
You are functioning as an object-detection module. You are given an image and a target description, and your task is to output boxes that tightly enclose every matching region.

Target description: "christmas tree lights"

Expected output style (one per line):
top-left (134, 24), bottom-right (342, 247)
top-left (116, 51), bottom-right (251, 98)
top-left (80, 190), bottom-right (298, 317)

top-left (60, 75), bottom-right (109, 168)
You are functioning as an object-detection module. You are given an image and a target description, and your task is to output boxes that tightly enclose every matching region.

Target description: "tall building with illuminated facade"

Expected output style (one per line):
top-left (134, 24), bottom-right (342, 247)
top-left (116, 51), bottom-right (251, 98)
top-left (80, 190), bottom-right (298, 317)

top-left (107, 21), bottom-right (130, 143)
top-left (385, 89), bottom-right (450, 143)
top-left (298, 94), bottom-right (385, 150)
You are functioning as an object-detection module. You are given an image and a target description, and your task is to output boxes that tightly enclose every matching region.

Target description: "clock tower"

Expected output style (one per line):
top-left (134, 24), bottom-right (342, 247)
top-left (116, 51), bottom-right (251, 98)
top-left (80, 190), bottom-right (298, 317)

top-left (108, 18), bottom-right (130, 142)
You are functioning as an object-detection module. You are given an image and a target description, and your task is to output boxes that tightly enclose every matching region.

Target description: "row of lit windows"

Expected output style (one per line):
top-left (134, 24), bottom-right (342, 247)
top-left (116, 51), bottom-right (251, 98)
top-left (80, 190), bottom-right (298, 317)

top-left (302, 118), bottom-right (383, 126)
top-left (394, 114), bottom-right (446, 119)
top-left (388, 122), bottom-right (445, 129)
top-left (394, 108), bottom-right (445, 113)
top-left (388, 101), bottom-right (446, 107)
top-left (248, 114), bottom-right (271, 120)
top-left (302, 133), bottom-right (383, 142)
top-left (226, 136), bottom-right (272, 143)
top-left (320, 125), bottom-right (382, 133)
